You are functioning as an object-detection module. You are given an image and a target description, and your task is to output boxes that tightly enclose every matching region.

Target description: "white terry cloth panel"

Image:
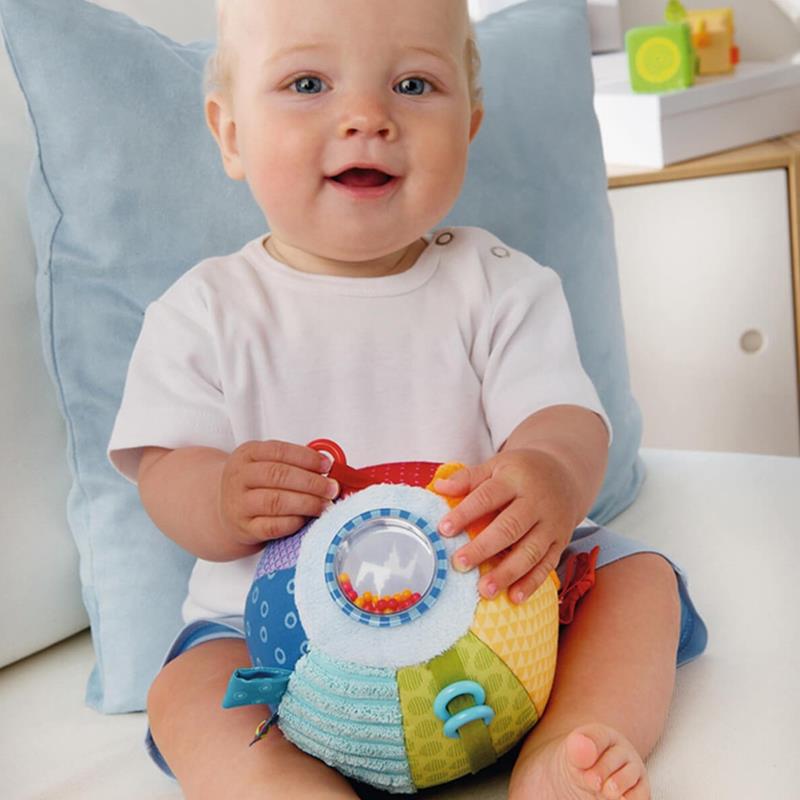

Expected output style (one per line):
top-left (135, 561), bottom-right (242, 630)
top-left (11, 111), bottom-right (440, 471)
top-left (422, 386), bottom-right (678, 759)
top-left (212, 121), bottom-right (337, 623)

top-left (294, 484), bottom-right (479, 669)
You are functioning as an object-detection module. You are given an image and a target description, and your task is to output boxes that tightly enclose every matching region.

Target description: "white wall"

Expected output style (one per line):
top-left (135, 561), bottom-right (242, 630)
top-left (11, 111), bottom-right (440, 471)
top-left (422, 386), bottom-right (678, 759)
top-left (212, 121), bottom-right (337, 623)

top-left (620, 0), bottom-right (800, 61)
top-left (94, 2), bottom-right (800, 61)
top-left (93, 0), bottom-right (216, 41)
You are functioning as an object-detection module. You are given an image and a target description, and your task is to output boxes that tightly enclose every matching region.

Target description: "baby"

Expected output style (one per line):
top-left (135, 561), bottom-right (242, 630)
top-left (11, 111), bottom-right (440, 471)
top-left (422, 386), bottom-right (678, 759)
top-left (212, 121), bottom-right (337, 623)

top-left (108, 1), bottom-right (700, 798)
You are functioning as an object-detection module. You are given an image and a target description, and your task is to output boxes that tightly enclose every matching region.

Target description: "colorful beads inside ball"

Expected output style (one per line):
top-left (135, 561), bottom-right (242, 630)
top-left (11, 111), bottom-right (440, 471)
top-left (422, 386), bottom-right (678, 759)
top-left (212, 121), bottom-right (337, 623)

top-left (338, 573), bottom-right (423, 614)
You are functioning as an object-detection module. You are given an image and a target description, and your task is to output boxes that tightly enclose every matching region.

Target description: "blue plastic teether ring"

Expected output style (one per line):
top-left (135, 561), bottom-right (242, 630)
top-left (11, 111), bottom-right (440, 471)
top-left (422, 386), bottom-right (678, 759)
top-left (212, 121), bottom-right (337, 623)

top-left (443, 705), bottom-right (496, 739)
top-left (433, 680), bottom-right (486, 721)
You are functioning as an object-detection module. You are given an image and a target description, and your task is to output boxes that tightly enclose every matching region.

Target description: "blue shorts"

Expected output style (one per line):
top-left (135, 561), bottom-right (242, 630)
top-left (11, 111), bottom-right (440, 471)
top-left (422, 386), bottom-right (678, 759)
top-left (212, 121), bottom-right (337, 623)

top-left (146, 523), bottom-right (707, 778)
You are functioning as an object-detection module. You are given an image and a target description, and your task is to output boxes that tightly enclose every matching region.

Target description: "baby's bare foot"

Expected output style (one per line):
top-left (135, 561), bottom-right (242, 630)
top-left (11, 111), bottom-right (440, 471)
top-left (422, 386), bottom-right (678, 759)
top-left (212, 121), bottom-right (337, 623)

top-left (508, 723), bottom-right (651, 800)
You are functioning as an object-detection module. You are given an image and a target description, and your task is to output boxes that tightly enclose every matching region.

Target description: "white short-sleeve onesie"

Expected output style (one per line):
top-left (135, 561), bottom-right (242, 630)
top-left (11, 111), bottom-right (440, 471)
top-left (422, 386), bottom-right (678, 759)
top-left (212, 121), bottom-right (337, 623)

top-left (108, 226), bottom-right (611, 623)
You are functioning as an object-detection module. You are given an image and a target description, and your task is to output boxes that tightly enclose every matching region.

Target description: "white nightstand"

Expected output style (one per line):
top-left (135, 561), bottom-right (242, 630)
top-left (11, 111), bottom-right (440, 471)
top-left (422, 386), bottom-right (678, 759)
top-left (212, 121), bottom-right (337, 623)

top-left (607, 134), bottom-right (800, 456)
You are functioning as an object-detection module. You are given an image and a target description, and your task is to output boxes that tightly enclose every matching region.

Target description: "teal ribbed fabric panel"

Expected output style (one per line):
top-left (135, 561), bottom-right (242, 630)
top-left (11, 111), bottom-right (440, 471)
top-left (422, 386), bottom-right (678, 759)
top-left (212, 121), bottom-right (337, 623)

top-left (278, 650), bottom-right (414, 792)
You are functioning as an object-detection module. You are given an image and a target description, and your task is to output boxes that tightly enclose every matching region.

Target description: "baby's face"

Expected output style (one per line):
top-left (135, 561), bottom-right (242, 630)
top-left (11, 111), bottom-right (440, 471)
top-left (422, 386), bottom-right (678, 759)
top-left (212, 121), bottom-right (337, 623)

top-left (208, 0), bottom-right (482, 267)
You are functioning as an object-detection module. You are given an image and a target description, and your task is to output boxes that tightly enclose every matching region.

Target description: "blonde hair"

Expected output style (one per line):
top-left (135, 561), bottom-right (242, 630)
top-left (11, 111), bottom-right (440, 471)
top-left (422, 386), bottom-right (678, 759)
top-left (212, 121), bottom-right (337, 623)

top-left (204, 0), bottom-right (483, 108)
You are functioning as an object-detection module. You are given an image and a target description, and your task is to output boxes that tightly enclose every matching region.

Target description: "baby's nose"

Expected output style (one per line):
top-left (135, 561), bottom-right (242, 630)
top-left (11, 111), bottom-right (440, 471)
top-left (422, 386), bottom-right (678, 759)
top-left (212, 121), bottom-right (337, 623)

top-left (337, 95), bottom-right (398, 141)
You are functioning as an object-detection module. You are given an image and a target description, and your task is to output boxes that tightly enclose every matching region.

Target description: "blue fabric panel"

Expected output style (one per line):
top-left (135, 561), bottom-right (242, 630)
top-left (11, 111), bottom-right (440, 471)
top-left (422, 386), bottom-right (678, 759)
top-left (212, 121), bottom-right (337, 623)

top-left (245, 568), bottom-right (310, 673)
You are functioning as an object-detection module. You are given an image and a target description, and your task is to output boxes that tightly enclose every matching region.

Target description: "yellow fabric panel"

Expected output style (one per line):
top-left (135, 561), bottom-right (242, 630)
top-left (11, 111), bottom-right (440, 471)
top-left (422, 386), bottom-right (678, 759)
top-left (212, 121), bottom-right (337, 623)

top-left (427, 462), bottom-right (560, 716)
top-left (470, 574), bottom-right (559, 716)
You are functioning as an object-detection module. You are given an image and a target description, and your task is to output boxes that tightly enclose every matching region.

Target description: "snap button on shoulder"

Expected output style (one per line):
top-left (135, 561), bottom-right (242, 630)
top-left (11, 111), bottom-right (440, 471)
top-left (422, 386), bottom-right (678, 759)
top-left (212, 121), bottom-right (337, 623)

top-left (491, 246), bottom-right (510, 258)
top-left (435, 232), bottom-right (454, 246)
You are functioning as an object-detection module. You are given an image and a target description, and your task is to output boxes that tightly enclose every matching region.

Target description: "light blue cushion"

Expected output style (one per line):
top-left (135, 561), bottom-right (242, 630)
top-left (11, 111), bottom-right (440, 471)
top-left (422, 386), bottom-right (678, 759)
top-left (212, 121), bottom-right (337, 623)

top-left (0, 0), bottom-right (643, 712)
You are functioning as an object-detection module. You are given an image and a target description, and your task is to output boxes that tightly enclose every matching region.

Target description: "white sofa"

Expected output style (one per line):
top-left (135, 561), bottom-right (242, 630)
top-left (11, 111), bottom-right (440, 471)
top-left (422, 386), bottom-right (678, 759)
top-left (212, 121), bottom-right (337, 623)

top-left (2, 3), bottom-right (799, 799)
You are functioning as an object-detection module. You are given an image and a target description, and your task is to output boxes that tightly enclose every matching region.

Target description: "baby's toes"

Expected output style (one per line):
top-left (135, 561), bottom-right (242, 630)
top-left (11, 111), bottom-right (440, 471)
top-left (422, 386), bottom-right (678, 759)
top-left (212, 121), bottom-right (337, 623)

top-left (582, 743), bottom-right (632, 794)
top-left (602, 760), bottom-right (650, 800)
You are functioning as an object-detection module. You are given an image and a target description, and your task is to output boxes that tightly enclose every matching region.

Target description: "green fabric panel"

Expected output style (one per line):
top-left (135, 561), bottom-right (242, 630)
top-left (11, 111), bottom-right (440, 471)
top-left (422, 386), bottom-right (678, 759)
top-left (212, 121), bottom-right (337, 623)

top-left (398, 633), bottom-right (537, 789)
top-left (427, 648), bottom-right (498, 775)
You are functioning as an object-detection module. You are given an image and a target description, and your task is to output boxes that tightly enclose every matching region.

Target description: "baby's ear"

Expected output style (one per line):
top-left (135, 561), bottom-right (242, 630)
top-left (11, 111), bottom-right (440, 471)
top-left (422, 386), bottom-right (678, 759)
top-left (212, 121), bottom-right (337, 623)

top-left (204, 91), bottom-right (246, 181)
top-left (469, 104), bottom-right (484, 143)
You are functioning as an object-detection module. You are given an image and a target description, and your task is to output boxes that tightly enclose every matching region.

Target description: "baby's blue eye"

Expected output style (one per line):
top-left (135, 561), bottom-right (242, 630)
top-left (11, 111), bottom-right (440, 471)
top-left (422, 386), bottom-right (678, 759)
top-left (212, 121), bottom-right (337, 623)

top-left (292, 76), bottom-right (327, 94)
top-left (395, 77), bottom-right (433, 96)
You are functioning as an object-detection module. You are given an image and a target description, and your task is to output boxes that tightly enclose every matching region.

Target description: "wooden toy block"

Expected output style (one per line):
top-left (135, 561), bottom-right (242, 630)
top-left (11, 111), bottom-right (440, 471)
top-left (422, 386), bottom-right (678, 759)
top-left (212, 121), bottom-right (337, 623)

top-left (686, 8), bottom-right (738, 75)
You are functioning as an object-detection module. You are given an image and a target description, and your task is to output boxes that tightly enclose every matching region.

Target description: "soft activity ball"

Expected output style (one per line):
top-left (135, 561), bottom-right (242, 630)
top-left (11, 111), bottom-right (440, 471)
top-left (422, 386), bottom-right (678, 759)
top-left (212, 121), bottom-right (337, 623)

top-left (223, 442), bottom-right (564, 793)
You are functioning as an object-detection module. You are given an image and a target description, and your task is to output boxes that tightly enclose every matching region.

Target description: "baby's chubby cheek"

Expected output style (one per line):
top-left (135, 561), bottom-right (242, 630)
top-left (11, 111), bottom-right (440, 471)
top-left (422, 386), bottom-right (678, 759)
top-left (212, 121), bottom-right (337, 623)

top-left (243, 157), bottom-right (308, 222)
top-left (412, 155), bottom-right (469, 220)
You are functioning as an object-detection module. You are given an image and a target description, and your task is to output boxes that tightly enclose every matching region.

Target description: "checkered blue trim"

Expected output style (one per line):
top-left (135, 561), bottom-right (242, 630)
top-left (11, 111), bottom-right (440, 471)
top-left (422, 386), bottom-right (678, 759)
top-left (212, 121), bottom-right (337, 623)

top-left (325, 507), bottom-right (448, 628)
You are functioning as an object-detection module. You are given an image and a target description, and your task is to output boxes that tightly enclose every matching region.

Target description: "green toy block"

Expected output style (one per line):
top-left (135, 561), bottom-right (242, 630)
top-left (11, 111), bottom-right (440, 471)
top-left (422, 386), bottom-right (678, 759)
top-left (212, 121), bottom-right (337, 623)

top-left (626, 23), bottom-right (695, 93)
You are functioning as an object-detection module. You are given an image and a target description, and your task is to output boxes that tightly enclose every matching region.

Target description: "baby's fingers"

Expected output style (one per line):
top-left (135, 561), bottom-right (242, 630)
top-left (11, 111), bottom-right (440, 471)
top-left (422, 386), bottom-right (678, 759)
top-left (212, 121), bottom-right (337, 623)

top-left (243, 487), bottom-right (333, 522)
top-left (434, 463), bottom-right (491, 499)
top-left (243, 460), bottom-right (339, 500)
top-left (450, 499), bottom-right (537, 585)
top-left (502, 539), bottom-right (562, 604)
top-left (437, 467), bottom-right (513, 537)
top-left (248, 514), bottom-right (310, 542)
top-left (244, 439), bottom-right (332, 473)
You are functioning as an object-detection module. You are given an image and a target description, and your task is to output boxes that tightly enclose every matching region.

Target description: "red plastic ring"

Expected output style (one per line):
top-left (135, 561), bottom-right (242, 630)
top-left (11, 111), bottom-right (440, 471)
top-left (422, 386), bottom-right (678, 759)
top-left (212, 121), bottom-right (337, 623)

top-left (307, 439), bottom-right (348, 466)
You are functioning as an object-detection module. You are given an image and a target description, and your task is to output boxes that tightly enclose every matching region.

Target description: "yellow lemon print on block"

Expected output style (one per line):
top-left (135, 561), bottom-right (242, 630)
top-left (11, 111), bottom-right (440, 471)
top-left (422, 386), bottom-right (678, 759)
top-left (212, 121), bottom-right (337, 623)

top-left (636, 37), bottom-right (681, 84)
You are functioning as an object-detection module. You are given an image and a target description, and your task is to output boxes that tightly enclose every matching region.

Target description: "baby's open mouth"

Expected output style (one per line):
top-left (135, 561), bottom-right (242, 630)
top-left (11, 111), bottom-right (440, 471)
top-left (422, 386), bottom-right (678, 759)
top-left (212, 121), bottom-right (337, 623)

top-left (330, 168), bottom-right (395, 188)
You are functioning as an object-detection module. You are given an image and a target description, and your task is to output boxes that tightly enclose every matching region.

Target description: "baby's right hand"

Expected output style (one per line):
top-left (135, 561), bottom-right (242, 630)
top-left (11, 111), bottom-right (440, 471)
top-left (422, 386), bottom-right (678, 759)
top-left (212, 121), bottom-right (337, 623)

top-left (218, 440), bottom-right (339, 547)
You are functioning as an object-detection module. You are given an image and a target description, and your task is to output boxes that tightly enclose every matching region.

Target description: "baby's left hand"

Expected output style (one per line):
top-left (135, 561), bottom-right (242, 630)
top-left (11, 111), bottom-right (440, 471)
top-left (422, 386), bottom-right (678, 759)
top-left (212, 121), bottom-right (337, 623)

top-left (435, 448), bottom-right (581, 604)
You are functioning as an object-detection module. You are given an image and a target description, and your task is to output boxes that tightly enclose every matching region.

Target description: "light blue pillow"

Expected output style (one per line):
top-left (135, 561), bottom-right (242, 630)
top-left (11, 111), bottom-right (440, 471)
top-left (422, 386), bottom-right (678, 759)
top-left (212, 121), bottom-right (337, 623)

top-left (0, 0), bottom-right (643, 713)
